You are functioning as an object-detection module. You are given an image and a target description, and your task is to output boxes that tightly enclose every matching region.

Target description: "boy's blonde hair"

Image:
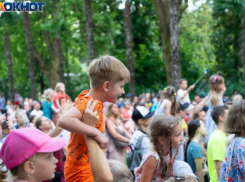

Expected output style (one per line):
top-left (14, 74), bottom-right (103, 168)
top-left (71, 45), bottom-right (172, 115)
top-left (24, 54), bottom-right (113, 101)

top-left (225, 100), bottom-right (245, 135)
top-left (166, 175), bottom-right (198, 182)
top-left (88, 55), bottom-right (130, 89)
top-left (108, 160), bottom-right (133, 182)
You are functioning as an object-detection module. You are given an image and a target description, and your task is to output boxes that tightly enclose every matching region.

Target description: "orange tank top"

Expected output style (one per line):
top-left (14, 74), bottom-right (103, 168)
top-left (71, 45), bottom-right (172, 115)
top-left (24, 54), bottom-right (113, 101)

top-left (65, 90), bottom-right (104, 169)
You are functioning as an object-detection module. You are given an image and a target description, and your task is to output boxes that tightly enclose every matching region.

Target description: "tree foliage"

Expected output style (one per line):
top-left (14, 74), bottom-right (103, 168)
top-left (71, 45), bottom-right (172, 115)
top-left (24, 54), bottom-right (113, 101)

top-left (0, 0), bottom-right (245, 100)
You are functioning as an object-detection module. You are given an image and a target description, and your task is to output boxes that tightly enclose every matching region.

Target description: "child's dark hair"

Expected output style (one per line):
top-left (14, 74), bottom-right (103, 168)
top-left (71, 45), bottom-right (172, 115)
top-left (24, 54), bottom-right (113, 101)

top-left (185, 119), bottom-right (200, 161)
top-left (178, 78), bottom-right (187, 85)
top-left (158, 86), bottom-right (177, 115)
top-left (225, 100), bottom-right (245, 135)
top-left (149, 115), bottom-right (180, 178)
top-left (211, 105), bottom-right (229, 125)
top-left (29, 115), bottom-right (36, 123)
top-left (35, 116), bottom-right (43, 130)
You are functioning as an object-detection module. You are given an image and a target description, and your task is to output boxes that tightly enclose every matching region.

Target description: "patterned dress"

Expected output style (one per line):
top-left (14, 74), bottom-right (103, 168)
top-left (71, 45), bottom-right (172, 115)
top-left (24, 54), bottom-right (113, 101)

top-left (134, 151), bottom-right (169, 182)
top-left (220, 137), bottom-right (245, 182)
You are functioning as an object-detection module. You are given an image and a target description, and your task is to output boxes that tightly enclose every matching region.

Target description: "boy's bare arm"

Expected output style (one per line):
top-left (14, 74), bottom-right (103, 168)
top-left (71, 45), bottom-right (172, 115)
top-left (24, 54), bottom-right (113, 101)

top-left (85, 136), bottom-right (113, 182)
top-left (58, 101), bottom-right (108, 149)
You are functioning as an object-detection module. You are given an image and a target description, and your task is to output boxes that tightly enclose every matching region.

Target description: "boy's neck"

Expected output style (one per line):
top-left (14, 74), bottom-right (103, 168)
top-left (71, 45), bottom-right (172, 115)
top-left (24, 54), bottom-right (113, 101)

top-left (138, 125), bottom-right (147, 133)
top-left (87, 88), bottom-right (105, 103)
top-left (216, 122), bottom-right (224, 132)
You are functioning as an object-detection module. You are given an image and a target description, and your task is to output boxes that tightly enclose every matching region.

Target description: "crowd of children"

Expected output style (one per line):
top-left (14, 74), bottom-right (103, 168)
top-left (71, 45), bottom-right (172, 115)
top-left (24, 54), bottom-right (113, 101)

top-left (0, 55), bottom-right (244, 182)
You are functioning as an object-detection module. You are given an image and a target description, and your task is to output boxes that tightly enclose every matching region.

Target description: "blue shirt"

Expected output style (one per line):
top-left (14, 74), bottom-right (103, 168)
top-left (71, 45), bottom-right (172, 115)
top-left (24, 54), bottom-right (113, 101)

top-left (186, 141), bottom-right (203, 173)
top-left (43, 101), bottom-right (53, 119)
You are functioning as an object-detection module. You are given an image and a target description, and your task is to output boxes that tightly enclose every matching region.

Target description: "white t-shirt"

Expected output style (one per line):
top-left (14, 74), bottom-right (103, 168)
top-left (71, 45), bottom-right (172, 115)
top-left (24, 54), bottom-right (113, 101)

top-left (59, 129), bottom-right (70, 145)
top-left (129, 129), bottom-right (152, 157)
top-left (176, 89), bottom-right (190, 104)
top-left (30, 109), bottom-right (43, 118)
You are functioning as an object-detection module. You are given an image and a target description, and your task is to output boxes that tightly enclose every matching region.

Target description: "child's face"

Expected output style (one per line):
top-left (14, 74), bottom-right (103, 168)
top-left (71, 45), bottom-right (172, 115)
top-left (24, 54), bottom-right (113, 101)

top-left (220, 109), bottom-right (229, 123)
top-left (59, 84), bottom-right (65, 93)
top-left (198, 120), bottom-right (207, 136)
top-left (33, 152), bottom-right (58, 181)
top-left (142, 118), bottom-right (151, 128)
top-left (198, 111), bottom-right (206, 122)
top-left (218, 81), bottom-right (225, 91)
top-left (106, 80), bottom-right (126, 103)
top-left (40, 117), bottom-right (52, 130)
top-left (178, 110), bottom-right (186, 119)
top-left (171, 123), bottom-right (183, 149)
top-left (179, 81), bottom-right (188, 90)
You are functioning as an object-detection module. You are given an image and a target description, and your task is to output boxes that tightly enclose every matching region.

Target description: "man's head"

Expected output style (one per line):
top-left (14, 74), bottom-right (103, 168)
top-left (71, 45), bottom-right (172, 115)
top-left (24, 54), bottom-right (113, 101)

top-left (88, 55), bottom-right (130, 103)
top-left (176, 104), bottom-right (187, 119)
top-left (211, 105), bottom-right (229, 125)
top-left (194, 95), bottom-right (201, 103)
top-left (132, 106), bottom-right (154, 130)
top-left (178, 78), bottom-right (188, 90)
top-left (145, 93), bottom-right (151, 101)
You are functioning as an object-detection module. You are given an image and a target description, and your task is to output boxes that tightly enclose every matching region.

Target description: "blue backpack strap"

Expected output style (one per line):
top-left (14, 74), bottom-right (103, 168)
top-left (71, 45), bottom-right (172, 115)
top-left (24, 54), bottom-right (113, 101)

top-left (135, 134), bottom-right (146, 150)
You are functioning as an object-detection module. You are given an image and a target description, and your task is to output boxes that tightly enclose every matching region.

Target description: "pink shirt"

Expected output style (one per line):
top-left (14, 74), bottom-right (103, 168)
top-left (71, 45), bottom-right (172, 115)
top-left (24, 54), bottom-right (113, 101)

top-left (134, 151), bottom-right (170, 182)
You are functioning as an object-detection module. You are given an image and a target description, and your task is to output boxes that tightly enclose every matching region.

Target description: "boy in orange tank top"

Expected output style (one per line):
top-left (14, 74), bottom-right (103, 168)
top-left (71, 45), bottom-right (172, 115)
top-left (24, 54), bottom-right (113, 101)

top-left (58, 55), bottom-right (130, 182)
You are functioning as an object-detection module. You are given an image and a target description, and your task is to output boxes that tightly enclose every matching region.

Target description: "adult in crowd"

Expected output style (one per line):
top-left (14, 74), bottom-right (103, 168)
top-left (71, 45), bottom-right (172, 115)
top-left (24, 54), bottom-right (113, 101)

top-left (15, 110), bottom-right (35, 129)
top-left (105, 103), bottom-right (131, 164)
top-left (30, 101), bottom-right (43, 118)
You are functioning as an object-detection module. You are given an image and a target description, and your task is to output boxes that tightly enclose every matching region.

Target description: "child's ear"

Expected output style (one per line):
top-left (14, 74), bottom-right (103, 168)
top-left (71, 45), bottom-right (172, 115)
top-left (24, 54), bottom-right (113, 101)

top-left (102, 81), bottom-right (110, 92)
top-left (219, 115), bottom-right (224, 122)
top-left (196, 127), bottom-right (200, 134)
top-left (138, 119), bottom-right (143, 125)
top-left (39, 125), bottom-right (44, 130)
top-left (23, 161), bottom-right (35, 175)
top-left (158, 136), bottom-right (165, 145)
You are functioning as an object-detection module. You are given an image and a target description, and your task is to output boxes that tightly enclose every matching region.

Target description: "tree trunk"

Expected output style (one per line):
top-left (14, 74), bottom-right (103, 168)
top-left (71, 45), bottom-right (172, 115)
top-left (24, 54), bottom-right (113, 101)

top-left (23, 11), bottom-right (38, 100)
top-left (55, 38), bottom-right (65, 83)
top-left (153, 0), bottom-right (188, 86)
top-left (170, 0), bottom-right (181, 89)
top-left (50, 57), bottom-right (60, 89)
top-left (153, 0), bottom-right (173, 85)
top-left (242, 15), bottom-right (245, 95)
top-left (84, 0), bottom-right (96, 60)
top-left (123, 1), bottom-right (135, 100)
top-left (3, 32), bottom-right (15, 103)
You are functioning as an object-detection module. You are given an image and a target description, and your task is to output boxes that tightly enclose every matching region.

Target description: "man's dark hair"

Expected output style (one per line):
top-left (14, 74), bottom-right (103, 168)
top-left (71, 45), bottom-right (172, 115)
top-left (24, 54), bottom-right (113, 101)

top-left (211, 105), bottom-right (229, 125)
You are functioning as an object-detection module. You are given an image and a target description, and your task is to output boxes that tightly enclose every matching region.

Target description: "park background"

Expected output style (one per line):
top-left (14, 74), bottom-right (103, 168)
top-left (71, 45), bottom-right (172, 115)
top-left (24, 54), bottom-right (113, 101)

top-left (0, 0), bottom-right (245, 101)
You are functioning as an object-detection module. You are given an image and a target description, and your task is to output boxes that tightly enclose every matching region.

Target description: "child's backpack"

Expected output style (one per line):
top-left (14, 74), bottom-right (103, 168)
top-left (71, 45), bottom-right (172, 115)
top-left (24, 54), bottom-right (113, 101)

top-left (126, 134), bottom-right (146, 174)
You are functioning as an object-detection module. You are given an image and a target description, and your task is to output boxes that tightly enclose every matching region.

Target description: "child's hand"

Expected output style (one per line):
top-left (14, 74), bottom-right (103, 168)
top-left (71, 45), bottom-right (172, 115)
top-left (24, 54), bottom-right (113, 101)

top-left (82, 99), bottom-right (99, 127)
top-left (94, 132), bottom-right (108, 149)
top-left (61, 100), bottom-right (72, 113)
top-left (188, 85), bottom-right (195, 92)
top-left (0, 114), bottom-right (6, 125)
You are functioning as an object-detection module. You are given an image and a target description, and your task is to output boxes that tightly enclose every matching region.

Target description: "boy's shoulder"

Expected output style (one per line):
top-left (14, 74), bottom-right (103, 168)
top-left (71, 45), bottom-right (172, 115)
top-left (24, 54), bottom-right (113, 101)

top-left (74, 90), bottom-right (103, 113)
